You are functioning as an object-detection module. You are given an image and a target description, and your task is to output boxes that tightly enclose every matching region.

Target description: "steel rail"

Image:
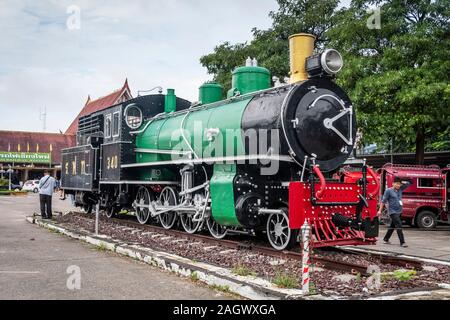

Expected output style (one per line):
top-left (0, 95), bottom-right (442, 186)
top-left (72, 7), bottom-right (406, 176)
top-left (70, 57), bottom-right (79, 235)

top-left (66, 211), bottom-right (374, 276)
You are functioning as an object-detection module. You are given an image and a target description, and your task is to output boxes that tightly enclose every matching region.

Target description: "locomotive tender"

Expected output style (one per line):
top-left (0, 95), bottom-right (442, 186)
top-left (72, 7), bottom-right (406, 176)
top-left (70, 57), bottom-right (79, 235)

top-left (62, 34), bottom-right (380, 250)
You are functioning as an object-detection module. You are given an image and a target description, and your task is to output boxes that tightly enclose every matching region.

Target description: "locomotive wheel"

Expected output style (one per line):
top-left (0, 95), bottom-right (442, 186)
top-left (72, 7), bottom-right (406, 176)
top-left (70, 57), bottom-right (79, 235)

top-left (206, 217), bottom-right (227, 239)
top-left (135, 186), bottom-right (152, 225)
top-left (180, 193), bottom-right (205, 234)
top-left (106, 206), bottom-right (118, 219)
top-left (158, 186), bottom-right (178, 229)
top-left (266, 208), bottom-right (297, 251)
top-left (83, 204), bottom-right (93, 214)
top-left (180, 212), bottom-right (202, 234)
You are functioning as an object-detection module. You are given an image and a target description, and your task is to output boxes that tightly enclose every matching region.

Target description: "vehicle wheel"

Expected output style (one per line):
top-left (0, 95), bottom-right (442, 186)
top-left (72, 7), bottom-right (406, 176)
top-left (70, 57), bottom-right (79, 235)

top-left (83, 204), bottom-right (93, 214)
top-left (415, 210), bottom-right (437, 229)
top-left (135, 186), bottom-right (152, 225)
top-left (33, 188), bottom-right (38, 193)
top-left (206, 217), bottom-right (227, 239)
top-left (266, 208), bottom-right (297, 251)
top-left (180, 193), bottom-right (205, 234)
top-left (106, 206), bottom-right (119, 219)
top-left (158, 186), bottom-right (178, 229)
top-left (180, 211), bottom-right (203, 234)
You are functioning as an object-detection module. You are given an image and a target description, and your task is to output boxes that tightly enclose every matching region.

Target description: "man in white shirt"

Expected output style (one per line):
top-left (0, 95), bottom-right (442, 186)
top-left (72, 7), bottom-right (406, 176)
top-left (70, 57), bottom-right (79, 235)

top-left (38, 170), bottom-right (57, 219)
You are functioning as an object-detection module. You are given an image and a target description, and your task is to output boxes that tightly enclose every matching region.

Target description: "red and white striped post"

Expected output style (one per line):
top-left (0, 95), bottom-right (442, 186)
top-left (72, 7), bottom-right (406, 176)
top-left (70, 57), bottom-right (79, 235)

top-left (301, 221), bottom-right (311, 294)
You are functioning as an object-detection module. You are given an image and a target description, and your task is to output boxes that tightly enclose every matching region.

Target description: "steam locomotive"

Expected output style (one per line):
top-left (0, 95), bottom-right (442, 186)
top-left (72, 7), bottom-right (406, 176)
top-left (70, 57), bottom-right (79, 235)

top-left (61, 33), bottom-right (380, 250)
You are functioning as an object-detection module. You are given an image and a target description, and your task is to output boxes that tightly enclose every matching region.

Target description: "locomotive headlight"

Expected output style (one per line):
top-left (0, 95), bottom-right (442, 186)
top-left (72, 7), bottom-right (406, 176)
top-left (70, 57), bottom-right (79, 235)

top-left (306, 49), bottom-right (343, 77)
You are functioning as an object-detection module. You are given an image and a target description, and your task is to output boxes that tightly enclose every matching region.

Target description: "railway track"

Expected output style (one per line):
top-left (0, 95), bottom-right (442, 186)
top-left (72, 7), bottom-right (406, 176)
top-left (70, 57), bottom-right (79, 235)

top-left (60, 211), bottom-right (423, 277)
top-left (109, 215), bottom-right (374, 276)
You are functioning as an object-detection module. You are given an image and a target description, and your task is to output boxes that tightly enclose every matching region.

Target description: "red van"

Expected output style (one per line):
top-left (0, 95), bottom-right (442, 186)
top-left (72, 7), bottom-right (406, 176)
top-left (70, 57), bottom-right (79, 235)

top-left (378, 164), bottom-right (450, 229)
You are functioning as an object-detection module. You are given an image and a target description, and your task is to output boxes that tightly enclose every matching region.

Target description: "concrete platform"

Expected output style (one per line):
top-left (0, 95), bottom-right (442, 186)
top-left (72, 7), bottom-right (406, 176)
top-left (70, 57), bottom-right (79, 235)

top-left (352, 225), bottom-right (450, 262)
top-left (9, 193), bottom-right (450, 262)
top-left (0, 193), bottom-right (233, 299)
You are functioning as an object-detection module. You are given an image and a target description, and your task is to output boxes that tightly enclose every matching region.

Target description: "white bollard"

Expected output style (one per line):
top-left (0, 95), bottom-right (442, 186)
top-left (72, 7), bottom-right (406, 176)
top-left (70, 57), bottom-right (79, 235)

top-left (301, 221), bottom-right (311, 294)
top-left (95, 203), bottom-right (100, 235)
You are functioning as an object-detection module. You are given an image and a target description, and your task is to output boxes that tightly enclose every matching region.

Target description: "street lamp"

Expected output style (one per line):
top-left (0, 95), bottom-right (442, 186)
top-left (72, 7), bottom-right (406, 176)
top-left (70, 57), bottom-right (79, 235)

top-left (6, 166), bottom-right (14, 191)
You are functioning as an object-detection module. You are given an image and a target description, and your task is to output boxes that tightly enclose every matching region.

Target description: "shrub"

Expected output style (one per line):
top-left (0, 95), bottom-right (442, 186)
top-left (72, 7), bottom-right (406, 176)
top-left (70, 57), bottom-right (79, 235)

top-left (231, 264), bottom-right (257, 277)
top-left (272, 273), bottom-right (299, 289)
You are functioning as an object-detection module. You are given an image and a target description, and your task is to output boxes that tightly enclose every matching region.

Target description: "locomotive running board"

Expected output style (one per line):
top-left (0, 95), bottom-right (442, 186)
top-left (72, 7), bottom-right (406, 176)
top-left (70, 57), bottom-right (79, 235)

top-left (122, 155), bottom-right (294, 168)
top-left (100, 180), bottom-right (179, 185)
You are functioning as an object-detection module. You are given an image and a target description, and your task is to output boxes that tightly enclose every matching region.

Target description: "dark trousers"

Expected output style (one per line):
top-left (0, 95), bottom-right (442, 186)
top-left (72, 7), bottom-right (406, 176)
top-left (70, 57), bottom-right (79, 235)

top-left (39, 194), bottom-right (52, 218)
top-left (384, 213), bottom-right (405, 244)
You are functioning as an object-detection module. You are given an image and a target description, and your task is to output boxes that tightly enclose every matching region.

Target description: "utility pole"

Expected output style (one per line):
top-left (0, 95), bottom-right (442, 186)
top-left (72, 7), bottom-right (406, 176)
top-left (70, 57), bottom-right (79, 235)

top-left (39, 106), bottom-right (47, 132)
top-left (390, 138), bottom-right (394, 164)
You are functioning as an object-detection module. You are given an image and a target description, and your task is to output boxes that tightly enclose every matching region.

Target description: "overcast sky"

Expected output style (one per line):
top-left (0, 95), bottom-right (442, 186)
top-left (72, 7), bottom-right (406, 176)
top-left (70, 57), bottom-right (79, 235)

top-left (0, 1), bottom-right (352, 134)
top-left (0, 0), bottom-right (281, 133)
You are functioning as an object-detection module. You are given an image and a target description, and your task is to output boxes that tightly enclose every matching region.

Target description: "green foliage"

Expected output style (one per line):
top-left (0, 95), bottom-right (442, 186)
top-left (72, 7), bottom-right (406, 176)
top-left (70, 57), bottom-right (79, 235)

top-left (393, 269), bottom-right (417, 282)
top-left (0, 190), bottom-right (27, 196)
top-left (309, 281), bottom-right (317, 294)
top-left (231, 264), bottom-right (257, 277)
top-left (200, 0), bottom-right (450, 159)
top-left (97, 243), bottom-right (108, 251)
top-left (327, 0), bottom-right (450, 160)
top-left (210, 284), bottom-right (231, 293)
top-left (0, 179), bottom-right (8, 187)
top-left (272, 272), bottom-right (299, 288)
top-left (381, 269), bottom-right (417, 282)
top-left (355, 272), bottom-right (362, 284)
top-left (200, 0), bottom-right (340, 92)
top-left (200, 42), bottom-right (257, 92)
top-left (190, 271), bottom-right (199, 282)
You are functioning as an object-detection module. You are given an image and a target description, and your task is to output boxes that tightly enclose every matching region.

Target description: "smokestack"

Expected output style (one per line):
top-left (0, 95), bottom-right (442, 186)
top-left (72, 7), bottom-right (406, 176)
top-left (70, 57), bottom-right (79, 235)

top-left (289, 33), bottom-right (316, 83)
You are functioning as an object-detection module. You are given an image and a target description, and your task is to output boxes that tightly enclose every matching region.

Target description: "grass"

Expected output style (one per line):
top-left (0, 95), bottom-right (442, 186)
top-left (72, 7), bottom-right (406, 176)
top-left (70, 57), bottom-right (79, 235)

top-left (231, 264), bottom-right (257, 277)
top-left (309, 282), bottom-right (317, 295)
top-left (381, 269), bottom-right (417, 282)
top-left (393, 269), bottom-right (417, 282)
top-left (190, 272), bottom-right (199, 282)
top-left (355, 272), bottom-right (362, 284)
top-left (97, 243), bottom-right (108, 251)
top-left (210, 284), bottom-right (231, 293)
top-left (272, 273), bottom-right (299, 289)
top-left (0, 190), bottom-right (27, 196)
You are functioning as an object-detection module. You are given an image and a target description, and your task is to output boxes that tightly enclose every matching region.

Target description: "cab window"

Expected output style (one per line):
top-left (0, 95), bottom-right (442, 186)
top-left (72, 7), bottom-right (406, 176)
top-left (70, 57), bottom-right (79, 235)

top-left (104, 114), bottom-right (112, 138)
top-left (112, 111), bottom-right (120, 137)
top-left (418, 178), bottom-right (441, 188)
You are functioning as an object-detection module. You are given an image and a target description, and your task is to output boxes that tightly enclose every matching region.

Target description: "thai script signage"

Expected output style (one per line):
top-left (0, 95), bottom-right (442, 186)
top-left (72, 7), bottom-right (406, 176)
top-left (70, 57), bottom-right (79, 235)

top-left (0, 152), bottom-right (51, 164)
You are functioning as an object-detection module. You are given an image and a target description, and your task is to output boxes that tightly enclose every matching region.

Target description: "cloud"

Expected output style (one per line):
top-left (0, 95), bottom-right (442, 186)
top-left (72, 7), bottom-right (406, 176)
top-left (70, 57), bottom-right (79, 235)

top-left (0, 0), bottom-right (278, 132)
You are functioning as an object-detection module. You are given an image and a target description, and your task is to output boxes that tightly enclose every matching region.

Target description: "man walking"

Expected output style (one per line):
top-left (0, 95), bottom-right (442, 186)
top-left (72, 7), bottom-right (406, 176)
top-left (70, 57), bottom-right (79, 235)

top-left (38, 170), bottom-right (57, 219)
top-left (378, 177), bottom-right (411, 247)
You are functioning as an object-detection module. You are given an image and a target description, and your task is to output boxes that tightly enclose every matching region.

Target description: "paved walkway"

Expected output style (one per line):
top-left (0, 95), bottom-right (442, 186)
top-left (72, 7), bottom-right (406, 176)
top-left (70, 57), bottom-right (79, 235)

top-left (355, 225), bottom-right (450, 262)
top-left (0, 194), bottom-right (233, 299)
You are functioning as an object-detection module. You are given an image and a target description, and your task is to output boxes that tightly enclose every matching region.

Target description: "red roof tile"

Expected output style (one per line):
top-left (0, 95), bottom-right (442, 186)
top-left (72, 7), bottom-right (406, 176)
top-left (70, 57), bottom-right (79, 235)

top-left (65, 79), bottom-right (132, 134)
top-left (0, 130), bottom-right (76, 164)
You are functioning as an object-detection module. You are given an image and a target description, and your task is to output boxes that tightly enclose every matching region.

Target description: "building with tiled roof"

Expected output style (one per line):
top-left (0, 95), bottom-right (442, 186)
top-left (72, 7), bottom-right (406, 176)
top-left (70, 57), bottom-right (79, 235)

top-left (65, 79), bottom-right (132, 134)
top-left (0, 80), bottom-right (132, 184)
top-left (0, 131), bottom-right (76, 165)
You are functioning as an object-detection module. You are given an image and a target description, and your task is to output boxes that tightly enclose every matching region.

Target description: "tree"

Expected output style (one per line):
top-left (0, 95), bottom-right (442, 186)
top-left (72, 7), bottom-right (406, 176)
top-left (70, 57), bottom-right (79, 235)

top-left (327, 0), bottom-right (450, 163)
top-left (200, 0), bottom-right (450, 162)
top-left (200, 42), bottom-right (257, 92)
top-left (200, 0), bottom-right (340, 92)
